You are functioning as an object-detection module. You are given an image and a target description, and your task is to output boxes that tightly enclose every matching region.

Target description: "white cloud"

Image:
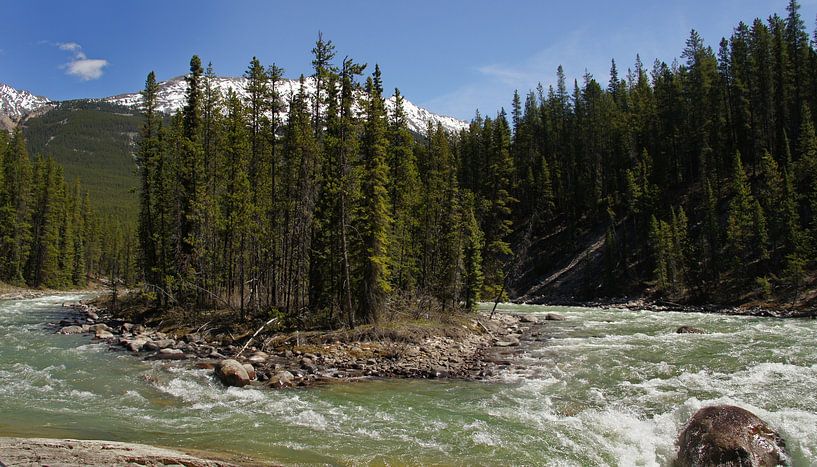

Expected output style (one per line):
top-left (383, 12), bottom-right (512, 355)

top-left (57, 42), bottom-right (81, 52)
top-left (423, 24), bottom-right (680, 120)
top-left (66, 59), bottom-right (108, 80)
top-left (55, 41), bottom-right (108, 81)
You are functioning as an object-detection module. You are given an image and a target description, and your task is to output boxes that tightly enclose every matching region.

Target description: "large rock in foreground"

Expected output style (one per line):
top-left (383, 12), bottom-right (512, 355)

top-left (0, 437), bottom-right (235, 466)
top-left (214, 359), bottom-right (251, 387)
top-left (676, 405), bottom-right (788, 466)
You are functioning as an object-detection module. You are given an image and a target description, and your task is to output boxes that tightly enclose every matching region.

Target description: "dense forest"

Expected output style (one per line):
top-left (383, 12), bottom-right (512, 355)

top-left (23, 101), bottom-right (142, 223)
top-left (0, 129), bottom-right (131, 289)
top-left (135, 39), bottom-right (488, 327)
top-left (135, 1), bottom-right (817, 327)
top-left (508, 0), bottom-right (817, 305)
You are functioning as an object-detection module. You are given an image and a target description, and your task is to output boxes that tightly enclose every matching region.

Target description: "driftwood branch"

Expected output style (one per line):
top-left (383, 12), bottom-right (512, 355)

top-left (236, 317), bottom-right (278, 357)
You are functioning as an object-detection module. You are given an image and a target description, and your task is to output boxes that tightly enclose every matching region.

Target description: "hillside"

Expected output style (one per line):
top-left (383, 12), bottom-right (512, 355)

top-left (3, 77), bottom-right (466, 224)
top-left (22, 100), bottom-right (141, 223)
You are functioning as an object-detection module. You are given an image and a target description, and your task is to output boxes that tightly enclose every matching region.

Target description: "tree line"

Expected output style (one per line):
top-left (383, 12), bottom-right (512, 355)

top-left (0, 129), bottom-right (127, 289)
top-left (486, 0), bottom-right (817, 302)
top-left (136, 35), bottom-right (497, 327)
top-left (137, 0), bottom-right (817, 324)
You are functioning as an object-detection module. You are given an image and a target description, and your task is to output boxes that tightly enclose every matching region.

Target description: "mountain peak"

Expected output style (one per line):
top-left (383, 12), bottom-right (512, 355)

top-left (0, 83), bottom-right (51, 123)
top-left (103, 75), bottom-right (467, 134)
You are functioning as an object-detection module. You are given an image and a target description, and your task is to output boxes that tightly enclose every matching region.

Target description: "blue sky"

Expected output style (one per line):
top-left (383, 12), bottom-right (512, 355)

top-left (2, 0), bottom-right (816, 120)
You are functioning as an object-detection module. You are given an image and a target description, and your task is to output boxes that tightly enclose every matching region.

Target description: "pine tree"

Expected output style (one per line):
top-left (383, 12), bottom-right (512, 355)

top-left (178, 55), bottom-right (205, 294)
top-left (359, 66), bottom-right (392, 323)
top-left (461, 191), bottom-right (483, 310)
top-left (219, 90), bottom-right (253, 318)
top-left (726, 151), bottom-right (760, 272)
top-left (482, 110), bottom-right (515, 299)
top-left (311, 32), bottom-right (336, 140)
top-left (0, 130), bottom-right (32, 284)
top-left (137, 71), bottom-right (160, 290)
top-left (388, 89), bottom-right (421, 290)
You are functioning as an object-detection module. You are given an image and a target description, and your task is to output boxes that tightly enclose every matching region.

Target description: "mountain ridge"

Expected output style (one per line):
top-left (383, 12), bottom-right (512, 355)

top-left (0, 77), bottom-right (467, 135)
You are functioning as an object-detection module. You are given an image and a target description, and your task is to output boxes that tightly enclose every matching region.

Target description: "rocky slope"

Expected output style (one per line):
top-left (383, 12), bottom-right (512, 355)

top-left (0, 83), bottom-right (52, 130)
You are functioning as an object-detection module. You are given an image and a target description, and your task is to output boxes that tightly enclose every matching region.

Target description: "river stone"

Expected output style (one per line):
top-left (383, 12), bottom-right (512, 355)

top-left (86, 311), bottom-right (99, 321)
top-left (676, 405), bottom-right (788, 467)
top-left (58, 325), bottom-right (84, 335)
top-left (95, 329), bottom-right (114, 339)
top-left (676, 326), bottom-right (707, 334)
top-left (545, 313), bottom-right (567, 321)
top-left (268, 370), bottom-right (294, 388)
top-left (247, 354), bottom-right (267, 364)
top-left (126, 338), bottom-right (149, 352)
top-left (214, 359), bottom-right (251, 387)
top-left (143, 341), bottom-right (160, 351)
top-left (518, 315), bottom-right (539, 323)
top-left (153, 339), bottom-right (175, 349)
top-left (242, 363), bottom-right (257, 380)
top-left (495, 337), bottom-right (520, 347)
top-left (154, 348), bottom-right (186, 360)
top-left (89, 323), bottom-right (112, 333)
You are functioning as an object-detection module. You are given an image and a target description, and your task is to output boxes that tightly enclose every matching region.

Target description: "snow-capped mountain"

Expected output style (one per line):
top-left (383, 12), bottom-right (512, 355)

top-left (0, 83), bottom-right (51, 122)
top-left (104, 75), bottom-right (467, 135)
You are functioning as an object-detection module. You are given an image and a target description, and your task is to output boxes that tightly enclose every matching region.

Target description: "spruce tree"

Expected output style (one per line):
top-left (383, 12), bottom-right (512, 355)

top-left (137, 71), bottom-right (160, 290)
top-left (388, 89), bottom-right (421, 290)
top-left (359, 66), bottom-right (392, 323)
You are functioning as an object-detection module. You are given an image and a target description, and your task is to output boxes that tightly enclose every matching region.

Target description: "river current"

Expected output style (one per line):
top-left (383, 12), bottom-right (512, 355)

top-left (1, 295), bottom-right (815, 465)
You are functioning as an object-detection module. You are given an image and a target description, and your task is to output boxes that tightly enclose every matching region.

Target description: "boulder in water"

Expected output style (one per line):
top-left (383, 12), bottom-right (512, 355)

top-left (155, 348), bottom-right (185, 360)
top-left (268, 370), bottom-right (294, 388)
top-left (58, 325), bottom-right (84, 335)
top-left (125, 338), bottom-right (149, 352)
top-left (95, 329), bottom-right (114, 339)
top-left (676, 405), bottom-right (788, 467)
top-left (676, 326), bottom-right (707, 334)
top-left (89, 323), bottom-right (112, 333)
top-left (242, 363), bottom-right (257, 380)
top-left (214, 359), bottom-right (251, 387)
top-left (545, 313), bottom-right (566, 321)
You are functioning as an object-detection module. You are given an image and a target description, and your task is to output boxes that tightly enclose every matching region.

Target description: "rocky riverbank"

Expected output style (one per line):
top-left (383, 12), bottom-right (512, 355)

top-left (0, 437), bottom-right (261, 466)
top-left (54, 301), bottom-right (561, 389)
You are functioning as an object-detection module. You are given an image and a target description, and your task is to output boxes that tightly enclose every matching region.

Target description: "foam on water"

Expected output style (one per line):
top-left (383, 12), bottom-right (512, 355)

top-left (3, 298), bottom-right (817, 464)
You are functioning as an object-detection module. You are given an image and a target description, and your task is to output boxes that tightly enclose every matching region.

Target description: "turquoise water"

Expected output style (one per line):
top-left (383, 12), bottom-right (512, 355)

top-left (1, 296), bottom-right (816, 465)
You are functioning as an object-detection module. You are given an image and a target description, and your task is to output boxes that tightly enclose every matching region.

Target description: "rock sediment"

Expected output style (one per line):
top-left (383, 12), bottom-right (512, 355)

top-left (56, 302), bottom-right (566, 389)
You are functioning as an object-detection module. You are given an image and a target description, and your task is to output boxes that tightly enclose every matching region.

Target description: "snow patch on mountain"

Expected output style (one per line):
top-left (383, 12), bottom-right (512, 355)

top-left (0, 83), bottom-right (51, 121)
top-left (104, 76), bottom-right (467, 134)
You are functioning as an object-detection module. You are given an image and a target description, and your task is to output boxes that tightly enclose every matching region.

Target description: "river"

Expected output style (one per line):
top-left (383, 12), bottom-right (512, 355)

top-left (0, 295), bottom-right (815, 465)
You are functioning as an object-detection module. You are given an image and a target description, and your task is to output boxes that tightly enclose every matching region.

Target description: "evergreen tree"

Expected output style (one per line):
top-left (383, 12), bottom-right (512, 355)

top-left (0, 130), bottom-right (32, 284)
top-left (359, 66), bottom-right (392, 323)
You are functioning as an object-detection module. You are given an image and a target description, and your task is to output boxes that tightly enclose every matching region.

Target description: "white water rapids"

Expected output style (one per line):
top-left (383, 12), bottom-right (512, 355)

top-left (1, 296), bottom-right (815, 465)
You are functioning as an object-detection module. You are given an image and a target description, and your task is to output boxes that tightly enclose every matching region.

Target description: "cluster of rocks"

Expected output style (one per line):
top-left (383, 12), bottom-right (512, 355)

top-left (57, 304), bottom-right (227, 362)
top-left (56, 302), bottom-right (570, 390)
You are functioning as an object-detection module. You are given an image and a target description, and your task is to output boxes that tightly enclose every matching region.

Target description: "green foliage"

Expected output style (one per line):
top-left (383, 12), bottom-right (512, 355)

top-left (23, 101), bottom-right (140, 223)
top-left (0, 131), bottom-right (114, 288)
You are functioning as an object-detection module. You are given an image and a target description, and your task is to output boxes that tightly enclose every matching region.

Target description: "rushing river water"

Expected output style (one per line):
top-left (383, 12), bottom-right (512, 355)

top-left (1, 295), bottom-right (816, 465)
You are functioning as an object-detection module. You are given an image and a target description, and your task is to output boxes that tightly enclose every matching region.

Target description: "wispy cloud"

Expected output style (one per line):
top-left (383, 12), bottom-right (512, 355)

top-left (55, 41), bottom-right (108, 81)
top-left (423, 24), bottom-right (679, 120)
